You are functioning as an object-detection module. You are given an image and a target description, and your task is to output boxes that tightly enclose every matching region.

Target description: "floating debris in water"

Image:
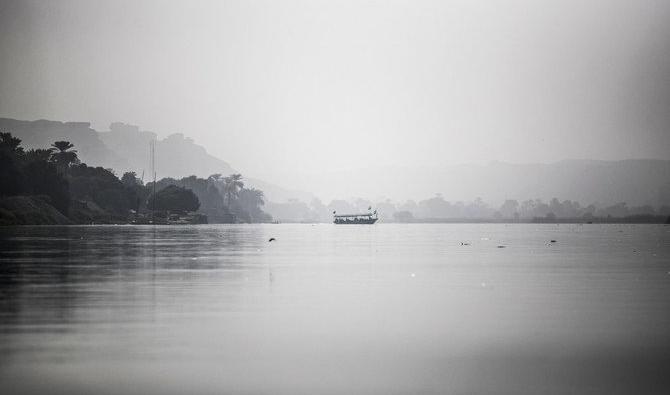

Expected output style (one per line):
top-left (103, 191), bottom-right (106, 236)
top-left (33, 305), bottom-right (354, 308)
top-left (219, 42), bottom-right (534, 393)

top-left (461, 242), bottom-right (470, 246)
top-left (550, 240), bottom-right (557, 243)
top-left (497, 245), bottom-right (506, 248)
top-left (268, 238), bottom-right (276, 242)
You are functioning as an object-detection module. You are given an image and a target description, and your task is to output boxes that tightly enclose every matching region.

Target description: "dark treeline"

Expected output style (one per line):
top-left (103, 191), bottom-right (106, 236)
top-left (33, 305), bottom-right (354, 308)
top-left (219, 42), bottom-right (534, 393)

top-left (3, 131), bottom-right (667, 225)
top-left (0, 132), bottom-right (271, 225)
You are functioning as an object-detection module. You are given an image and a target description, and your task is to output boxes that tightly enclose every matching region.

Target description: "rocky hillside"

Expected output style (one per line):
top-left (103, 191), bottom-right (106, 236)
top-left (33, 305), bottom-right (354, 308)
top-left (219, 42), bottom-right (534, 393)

top-left (0, 118), bottom-right (235, 180)
top-left (0, 117), bottom-right (310, 203)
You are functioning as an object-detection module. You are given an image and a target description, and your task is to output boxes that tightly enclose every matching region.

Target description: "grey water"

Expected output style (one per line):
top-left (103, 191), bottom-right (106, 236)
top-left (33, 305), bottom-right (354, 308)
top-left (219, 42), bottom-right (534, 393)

top-left (1, 224), bottom-right (669, 395)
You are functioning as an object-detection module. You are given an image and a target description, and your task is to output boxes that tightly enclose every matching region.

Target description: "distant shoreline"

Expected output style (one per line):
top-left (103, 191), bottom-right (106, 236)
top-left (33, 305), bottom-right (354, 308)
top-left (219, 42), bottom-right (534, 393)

top-left (3, 220), bottom-right (669, 226)
top-left (270, 216), bottom-right (670, 225)
top-left (389, 216), bottom-right (670, 224)
top-left (2, 195), bottom-right (668, 226)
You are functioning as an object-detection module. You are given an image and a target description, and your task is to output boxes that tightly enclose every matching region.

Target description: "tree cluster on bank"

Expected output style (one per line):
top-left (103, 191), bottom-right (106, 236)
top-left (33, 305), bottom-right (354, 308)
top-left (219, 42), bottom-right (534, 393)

top-left (146, 173), bottom-right (271, 223)
top-left (0, 132), bottom-right (271, 225)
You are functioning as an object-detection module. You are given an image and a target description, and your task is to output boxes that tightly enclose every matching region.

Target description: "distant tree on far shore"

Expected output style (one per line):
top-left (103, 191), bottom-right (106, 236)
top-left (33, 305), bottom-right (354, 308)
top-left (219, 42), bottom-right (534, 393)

top-left (393, 210), bottom-right (414, 223)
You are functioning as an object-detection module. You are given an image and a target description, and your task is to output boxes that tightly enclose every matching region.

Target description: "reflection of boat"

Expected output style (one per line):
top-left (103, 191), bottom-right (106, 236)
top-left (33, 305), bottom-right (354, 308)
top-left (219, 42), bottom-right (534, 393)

top-left (333, 209), bottom-right (378, 225)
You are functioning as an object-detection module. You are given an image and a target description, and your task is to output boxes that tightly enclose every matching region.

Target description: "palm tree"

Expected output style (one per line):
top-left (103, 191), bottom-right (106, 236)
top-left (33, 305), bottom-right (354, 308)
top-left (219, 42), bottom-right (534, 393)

top-left (206, 173), bottom-right (226, 205)
top-left (51, 141), bottom-right (75, 152)
top-left (25, 148), bottom-right (55, 162)
top-left (207, 173), bottom-right (223, 182)
top-left (223, 173), bottom-right (244, 207)
top-left (50, 141), bottom-right (79, 172)
top-left (207, 173), bottom-right (224, 192)
top-left (0, 132), bottom-right (24, 154)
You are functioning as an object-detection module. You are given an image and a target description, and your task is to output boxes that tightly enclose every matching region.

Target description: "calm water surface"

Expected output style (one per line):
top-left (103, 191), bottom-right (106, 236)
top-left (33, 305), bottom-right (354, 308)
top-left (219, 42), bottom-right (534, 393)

top-left (1, 224), bottom-right (669, 394)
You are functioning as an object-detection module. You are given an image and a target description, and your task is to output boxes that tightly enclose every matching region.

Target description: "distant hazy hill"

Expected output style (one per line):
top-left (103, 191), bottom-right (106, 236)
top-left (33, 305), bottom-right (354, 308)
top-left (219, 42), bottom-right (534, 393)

top-left (0, 118), bottom-right (312, 202)
top-left (244, 177), bottom-right (315, 204)
top-left (0, 118), bottom-right (128, 170)
top-left (98, 122), bottom-right (236, 180)
top-left (295, 160), bottom-right (670, 207)
top-left (4, 118), bottom-right (668, 207)
top-left (0, 118), bottom-right (235, 180)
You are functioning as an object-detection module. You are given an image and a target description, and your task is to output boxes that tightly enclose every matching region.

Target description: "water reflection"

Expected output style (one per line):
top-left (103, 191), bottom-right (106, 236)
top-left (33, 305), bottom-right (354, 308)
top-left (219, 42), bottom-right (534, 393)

top-left (1, 224), bottom-right (670, 394)
top-left (0, 226), bottom-right (265, 332)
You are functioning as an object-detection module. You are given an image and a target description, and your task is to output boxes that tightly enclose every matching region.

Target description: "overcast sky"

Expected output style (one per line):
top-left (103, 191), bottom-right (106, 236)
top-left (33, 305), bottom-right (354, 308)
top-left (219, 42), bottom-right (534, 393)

top-left (1, 0), bottom-right (669, 183)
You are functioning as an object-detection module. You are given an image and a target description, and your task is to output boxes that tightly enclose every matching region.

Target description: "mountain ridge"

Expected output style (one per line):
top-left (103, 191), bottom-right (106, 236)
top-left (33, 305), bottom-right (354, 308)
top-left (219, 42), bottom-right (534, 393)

top-left (0, 117), bottom-right (313, 202)
top-left (2, 117), bottom-right (669, 207)
top-left (287, 159), bottom-right (670, 207)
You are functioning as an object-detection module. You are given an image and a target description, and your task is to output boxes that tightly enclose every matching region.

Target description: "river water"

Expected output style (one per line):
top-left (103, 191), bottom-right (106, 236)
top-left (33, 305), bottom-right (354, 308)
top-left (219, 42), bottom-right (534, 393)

top-left (1, 224), bottom-right (669, 394)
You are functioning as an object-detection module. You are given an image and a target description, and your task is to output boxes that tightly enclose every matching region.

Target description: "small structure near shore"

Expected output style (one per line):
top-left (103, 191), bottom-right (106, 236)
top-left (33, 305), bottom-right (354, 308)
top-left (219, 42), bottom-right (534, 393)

top-left (130, 210), bottom-right (207, 225)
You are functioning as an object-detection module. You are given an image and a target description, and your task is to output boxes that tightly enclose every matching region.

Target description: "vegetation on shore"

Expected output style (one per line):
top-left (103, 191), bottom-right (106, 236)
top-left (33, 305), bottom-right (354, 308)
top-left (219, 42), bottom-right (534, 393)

top-left (0, 195), bottom-right (71, 225)
top-left (3, 130), bottom-right (667, 225)
top-left (265, 195), bottom-right (670, 223)
top-left (0, 132), bottom-right (271, 225)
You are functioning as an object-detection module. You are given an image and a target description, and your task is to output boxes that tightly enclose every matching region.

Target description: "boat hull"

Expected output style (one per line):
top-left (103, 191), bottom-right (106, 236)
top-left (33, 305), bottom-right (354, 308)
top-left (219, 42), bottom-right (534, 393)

top-left (334, 218), bottom-right (378, 225)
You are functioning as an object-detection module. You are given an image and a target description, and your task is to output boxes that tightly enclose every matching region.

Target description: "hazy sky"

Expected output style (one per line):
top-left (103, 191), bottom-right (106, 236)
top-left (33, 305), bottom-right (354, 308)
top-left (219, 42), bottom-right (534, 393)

top-left (1, 0), bottom-right (669, 182)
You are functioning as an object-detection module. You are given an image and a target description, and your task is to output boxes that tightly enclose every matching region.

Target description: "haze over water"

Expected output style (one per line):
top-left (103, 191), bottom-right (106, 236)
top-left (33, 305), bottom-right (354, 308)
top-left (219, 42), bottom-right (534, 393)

top-left (1, 224), bottom-right (670, 394)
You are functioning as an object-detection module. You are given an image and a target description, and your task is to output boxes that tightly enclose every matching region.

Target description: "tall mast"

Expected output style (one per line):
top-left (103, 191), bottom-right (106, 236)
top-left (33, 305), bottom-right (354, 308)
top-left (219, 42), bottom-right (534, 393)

top-left (151, 139), bottom-right (156, 221)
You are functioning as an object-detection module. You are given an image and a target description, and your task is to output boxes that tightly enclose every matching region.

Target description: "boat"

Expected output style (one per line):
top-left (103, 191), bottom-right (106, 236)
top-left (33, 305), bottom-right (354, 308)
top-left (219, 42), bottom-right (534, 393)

top-left (333, 209), bottom-right (378, 224)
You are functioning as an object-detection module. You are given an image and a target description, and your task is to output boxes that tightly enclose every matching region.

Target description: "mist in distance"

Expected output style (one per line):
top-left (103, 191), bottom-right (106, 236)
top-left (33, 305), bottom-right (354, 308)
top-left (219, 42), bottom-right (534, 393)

top-left (1, 0), bottom-right (669, 196)
top-left (4, 3), bottom-right (670, 394)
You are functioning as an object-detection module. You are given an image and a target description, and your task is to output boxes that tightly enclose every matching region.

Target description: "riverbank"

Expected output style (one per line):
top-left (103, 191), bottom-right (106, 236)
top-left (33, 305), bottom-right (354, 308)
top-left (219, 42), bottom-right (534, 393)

top-left (0, 196), bottom-right (72, 225)
top-left (3, 195), bottom-right (669, 226)
top-left (0, 195), bottom-right (208, 225)
top-left (392, 216), bottom-right (670, 224)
